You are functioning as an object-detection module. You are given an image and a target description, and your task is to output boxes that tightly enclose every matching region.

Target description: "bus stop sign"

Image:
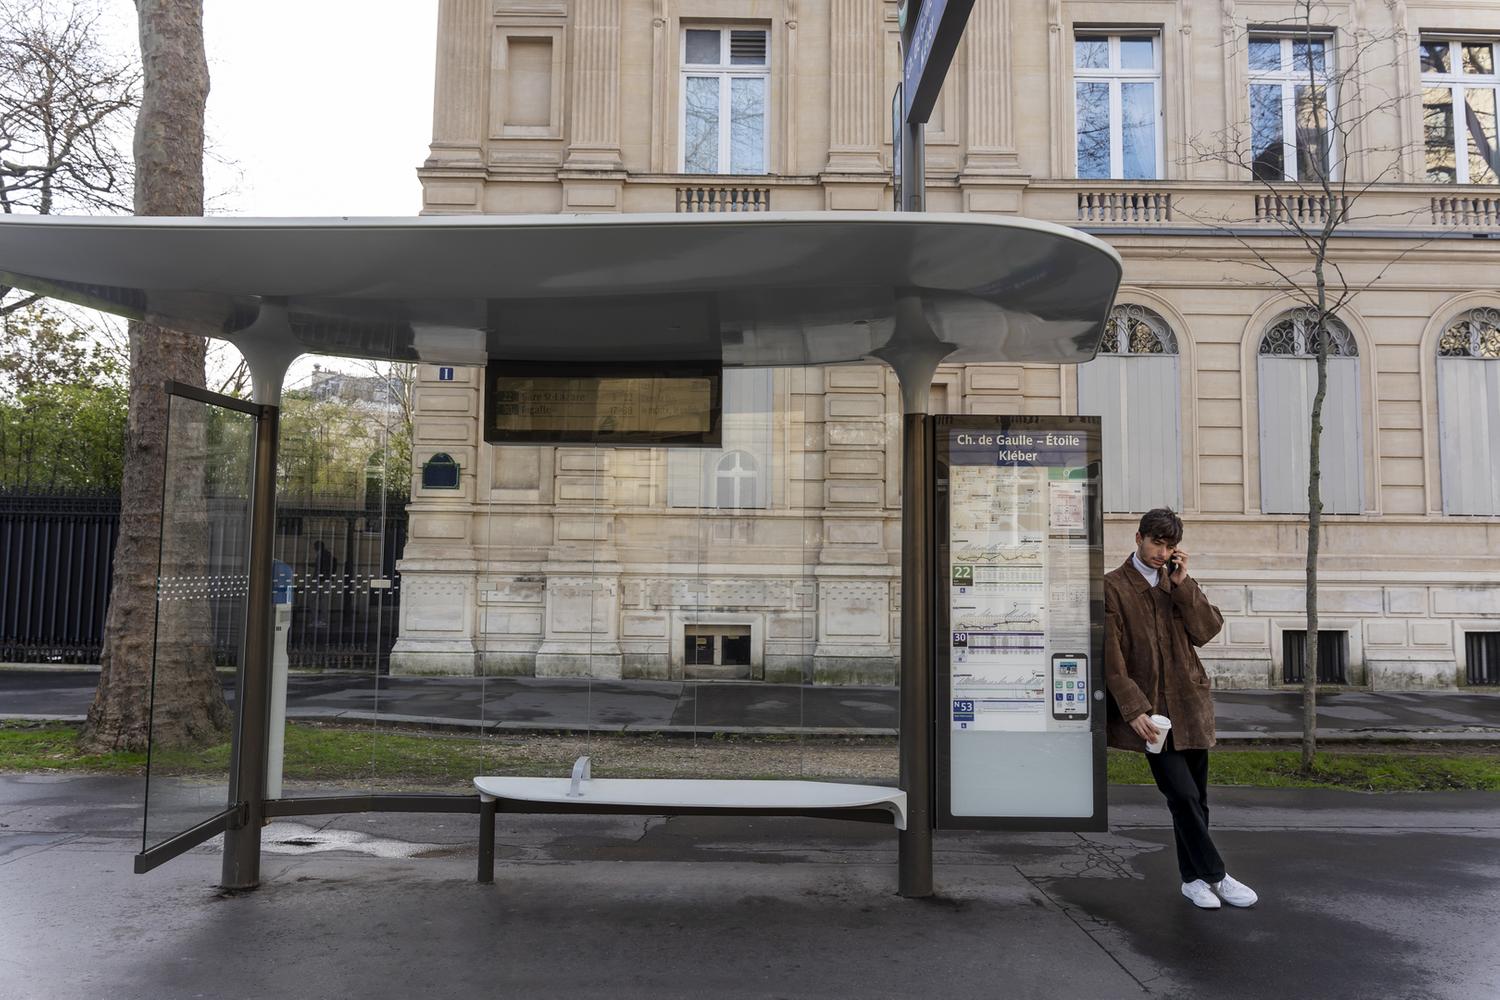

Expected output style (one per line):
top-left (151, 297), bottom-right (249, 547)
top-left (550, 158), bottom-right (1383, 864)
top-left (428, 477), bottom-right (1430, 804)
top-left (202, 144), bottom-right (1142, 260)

top-left (902, 0), bottom-right (977, 124)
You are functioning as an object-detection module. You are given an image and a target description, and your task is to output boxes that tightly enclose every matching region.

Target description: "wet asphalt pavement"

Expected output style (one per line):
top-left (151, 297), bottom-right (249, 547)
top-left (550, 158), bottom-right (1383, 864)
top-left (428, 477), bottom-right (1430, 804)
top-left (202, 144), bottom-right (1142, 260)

top-left (1, 774), bottom-right (1497, 999)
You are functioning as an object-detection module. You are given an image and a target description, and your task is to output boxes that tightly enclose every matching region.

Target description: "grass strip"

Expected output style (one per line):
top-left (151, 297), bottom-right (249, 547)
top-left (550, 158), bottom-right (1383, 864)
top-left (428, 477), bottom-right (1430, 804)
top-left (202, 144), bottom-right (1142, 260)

top-left (3, 721), bottom-right (1498, 793)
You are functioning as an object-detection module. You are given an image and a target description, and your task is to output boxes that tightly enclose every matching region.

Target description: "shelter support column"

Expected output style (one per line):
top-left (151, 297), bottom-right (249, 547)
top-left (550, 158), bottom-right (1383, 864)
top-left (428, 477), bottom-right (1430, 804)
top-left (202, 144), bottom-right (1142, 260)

top-left (876, 295), bottom-right (957, 898)
top-left (221, 317), bottom-right (296, 891)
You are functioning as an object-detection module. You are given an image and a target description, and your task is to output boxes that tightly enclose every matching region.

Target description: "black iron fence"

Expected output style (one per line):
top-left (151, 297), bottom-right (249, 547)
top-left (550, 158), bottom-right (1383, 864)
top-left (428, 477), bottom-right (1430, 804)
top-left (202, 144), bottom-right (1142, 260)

top-left (1, 489), bottom-right (406, 671)
top-left (0, 490), bottom-right (120, 664)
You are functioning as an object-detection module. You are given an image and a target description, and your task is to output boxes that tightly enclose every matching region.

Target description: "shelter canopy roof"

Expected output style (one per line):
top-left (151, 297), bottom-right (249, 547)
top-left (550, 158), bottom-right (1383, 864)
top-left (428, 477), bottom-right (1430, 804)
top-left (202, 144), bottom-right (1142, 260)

top-left (0, 212), bottom-right (1120, 368)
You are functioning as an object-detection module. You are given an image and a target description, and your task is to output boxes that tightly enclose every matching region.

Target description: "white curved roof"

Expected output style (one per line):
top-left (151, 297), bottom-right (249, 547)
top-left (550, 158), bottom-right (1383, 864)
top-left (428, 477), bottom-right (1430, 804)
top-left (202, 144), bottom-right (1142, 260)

top-left (0, 212), bottom-right (1120, 368)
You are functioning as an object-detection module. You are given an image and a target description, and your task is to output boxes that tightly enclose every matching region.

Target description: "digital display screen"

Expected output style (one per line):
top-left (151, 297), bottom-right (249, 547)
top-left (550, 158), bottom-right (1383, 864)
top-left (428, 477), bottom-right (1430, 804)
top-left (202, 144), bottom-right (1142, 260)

top-left (483, 360), bottom-right (722, 446)
top-left (1051, 655), bottom-right (1089, 719)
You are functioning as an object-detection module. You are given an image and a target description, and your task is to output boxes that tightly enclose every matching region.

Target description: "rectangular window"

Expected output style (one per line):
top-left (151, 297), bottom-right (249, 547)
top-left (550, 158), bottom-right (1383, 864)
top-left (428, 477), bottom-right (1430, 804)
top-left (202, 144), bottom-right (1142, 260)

top-left (1073, 33), bottom-right (1162, 180)
top-left (1421, 38), bottom-right (1500, 184)
top-left (1248, 35), bottom-right (1335, 182)
top-left (1467, 632), bottom-right (1500, 685)
top-left (684, 625), bottom-right (752, 679)
top-left (1282, 629), bottom-right (1349, 684)
top-left (681, 27), bottom-right (769, 175)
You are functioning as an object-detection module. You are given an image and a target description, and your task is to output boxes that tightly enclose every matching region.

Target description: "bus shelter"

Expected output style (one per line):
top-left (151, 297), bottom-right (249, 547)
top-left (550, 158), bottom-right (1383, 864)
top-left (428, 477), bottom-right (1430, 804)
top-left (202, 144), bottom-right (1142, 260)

top-left (0, 212), bottom-right (1120, 897)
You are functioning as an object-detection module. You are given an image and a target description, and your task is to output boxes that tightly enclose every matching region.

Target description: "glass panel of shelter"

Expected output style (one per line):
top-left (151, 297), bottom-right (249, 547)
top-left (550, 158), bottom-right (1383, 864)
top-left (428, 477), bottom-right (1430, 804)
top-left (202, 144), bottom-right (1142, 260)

top-left (142, 391), bottom-right (254, 852)
top-left (267, 344), bottom-right (404, 800)
top-left (464, 364), bottom-right (929, 792)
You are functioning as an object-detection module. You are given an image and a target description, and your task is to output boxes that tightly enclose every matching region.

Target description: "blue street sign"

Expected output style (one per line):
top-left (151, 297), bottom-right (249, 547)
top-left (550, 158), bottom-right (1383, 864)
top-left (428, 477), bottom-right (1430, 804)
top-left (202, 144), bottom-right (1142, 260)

top-left (902, 0), bottom-right (976, 124)
top-left (438, 366), bottom-right (455, 381)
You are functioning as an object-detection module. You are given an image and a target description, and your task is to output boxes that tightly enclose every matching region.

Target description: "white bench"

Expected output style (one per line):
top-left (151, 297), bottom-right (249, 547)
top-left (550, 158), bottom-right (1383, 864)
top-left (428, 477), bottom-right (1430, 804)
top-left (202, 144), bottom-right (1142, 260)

top-left (474, 757), bottom-right (907, 883)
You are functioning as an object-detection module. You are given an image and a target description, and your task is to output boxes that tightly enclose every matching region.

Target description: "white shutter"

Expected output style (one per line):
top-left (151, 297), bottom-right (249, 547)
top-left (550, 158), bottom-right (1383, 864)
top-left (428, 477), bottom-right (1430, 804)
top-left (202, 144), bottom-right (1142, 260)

top-left (1259, 356), bottom-right (1361, 514)
top-left (1439, 358), bottom-right (1500, 515)
top-left (669, 369), bottom-right (774, 508)
top-left (1322, 358), bottom-right (1362, 514)
top-left (721, 368), bottom-right (773, 508)
top-left (667, 449), bottom-right (705, 507)
top-left (1077, 355), bottom-right (1180, 512)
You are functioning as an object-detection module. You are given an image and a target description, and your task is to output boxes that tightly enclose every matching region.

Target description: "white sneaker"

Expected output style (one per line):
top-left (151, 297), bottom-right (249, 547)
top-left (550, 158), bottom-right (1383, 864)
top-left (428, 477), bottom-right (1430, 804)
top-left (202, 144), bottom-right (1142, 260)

top-left (1181, 880), bottom-right (1221, 909)
top-left (1212, 874), bottom-right (1258, 907)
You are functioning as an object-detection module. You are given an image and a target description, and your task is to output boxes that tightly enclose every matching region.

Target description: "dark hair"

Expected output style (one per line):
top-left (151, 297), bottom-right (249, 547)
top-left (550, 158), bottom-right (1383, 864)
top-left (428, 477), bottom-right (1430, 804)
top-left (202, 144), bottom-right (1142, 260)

top-left (1137, 508), bottom-right (1183, 546)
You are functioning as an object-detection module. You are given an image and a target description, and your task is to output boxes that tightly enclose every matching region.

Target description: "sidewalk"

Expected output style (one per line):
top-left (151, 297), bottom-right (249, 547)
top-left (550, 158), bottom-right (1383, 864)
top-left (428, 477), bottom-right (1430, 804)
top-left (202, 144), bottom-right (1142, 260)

top-left (2, 773), bottom-right (1498, 1000)
top-left (4, 667), bottom-right (1500, 739)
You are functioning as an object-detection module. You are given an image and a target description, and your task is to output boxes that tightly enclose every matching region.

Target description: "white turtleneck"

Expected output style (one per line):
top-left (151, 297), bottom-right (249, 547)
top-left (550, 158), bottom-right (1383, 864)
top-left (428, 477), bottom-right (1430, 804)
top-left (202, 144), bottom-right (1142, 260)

top-left (1131, 551), bottom-right (1160, 587)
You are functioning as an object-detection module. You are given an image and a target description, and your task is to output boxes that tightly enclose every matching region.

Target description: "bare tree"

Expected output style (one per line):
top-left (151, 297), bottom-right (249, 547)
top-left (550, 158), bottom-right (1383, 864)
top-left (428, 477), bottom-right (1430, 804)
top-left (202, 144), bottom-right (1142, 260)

top-left (81, 0), bottom-right (225, 752)
top-left (1182, 1), bottom-right (1435, 773)
top-left (0, 0), bottom-right (138, 314)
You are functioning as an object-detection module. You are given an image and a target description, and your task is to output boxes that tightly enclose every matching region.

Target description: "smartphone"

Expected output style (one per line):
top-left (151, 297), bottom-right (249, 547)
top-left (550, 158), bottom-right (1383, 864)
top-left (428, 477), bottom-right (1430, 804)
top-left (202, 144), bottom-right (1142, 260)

top-left (1050, 652), bottom-right (1090, 720)
top-left (1164, 553), bottom-right (1179, 577)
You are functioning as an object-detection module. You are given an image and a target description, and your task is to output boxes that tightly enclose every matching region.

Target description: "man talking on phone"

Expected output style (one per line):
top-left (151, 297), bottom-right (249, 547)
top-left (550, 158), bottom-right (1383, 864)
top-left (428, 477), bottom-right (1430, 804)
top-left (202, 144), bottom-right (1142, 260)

top-left (1103, 508), bottom-right (1258, 910)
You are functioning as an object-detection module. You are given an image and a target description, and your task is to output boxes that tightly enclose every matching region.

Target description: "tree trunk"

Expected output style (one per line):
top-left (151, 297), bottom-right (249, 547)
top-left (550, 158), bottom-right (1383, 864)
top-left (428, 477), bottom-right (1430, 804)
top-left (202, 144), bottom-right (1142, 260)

top-left (81, 0), bottom-right (226, 752)
top-left (1301, 264), bottom-right (1331, 775)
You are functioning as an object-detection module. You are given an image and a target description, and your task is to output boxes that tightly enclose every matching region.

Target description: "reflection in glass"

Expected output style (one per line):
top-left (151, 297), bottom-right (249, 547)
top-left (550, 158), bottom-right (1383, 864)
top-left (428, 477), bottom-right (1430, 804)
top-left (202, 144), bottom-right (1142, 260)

top-left (1421, 41), bottom-right (1449, 74)
top-left (1424, 86), bottom-right (1456, 182)
top-left (1465, 87), bottom-right (1499, 184)
top-left (1074, 36), bottom-right (1108, 69)
top-left (1121, 82), bottom-right (1156, 179)
top-left (143, 395), bottom-right (250, 853)
top-left (684, 76), bottom-right (719, 174)
top-left (1249, 38), bottom-right (1281, 72)
top-left (730, 76), bottom-right (765, 174)
top-left (1292, 39), bottom-right (1325, 74)
top-left (685, 29), bottom-right (719, 65)
top-left (1251, 84), bottom-right (1285, 181)
top-left (1463, 42), bottom-right (1494, 76)
top-left (1075, 81), bottom-right (1110, 179)
top-left (715, 450), bottom-right (758, 508)
top-left (1295, 84), bottom-right (1332, 182)
top-left (1119, 37), bottom-right (1154, 70)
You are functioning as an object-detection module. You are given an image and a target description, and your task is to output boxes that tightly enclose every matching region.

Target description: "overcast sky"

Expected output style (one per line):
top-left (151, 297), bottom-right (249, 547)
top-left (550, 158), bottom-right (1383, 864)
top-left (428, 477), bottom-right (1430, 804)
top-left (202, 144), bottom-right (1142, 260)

top-left (104, 1), bottom-right (438, 217)
top-left (90, 3), bottom-right (440, 383)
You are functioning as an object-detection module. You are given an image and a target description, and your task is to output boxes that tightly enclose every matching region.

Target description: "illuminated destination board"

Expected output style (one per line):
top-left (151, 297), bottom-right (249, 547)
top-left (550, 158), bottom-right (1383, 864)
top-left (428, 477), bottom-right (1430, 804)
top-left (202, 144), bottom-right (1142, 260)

top-left (483, 360), bottom-right (722, 446)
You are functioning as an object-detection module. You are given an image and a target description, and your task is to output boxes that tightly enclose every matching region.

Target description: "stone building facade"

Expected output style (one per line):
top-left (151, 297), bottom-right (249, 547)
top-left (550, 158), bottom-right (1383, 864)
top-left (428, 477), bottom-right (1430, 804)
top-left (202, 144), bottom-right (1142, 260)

top-left (392, 0), bottom-right (1500, 689)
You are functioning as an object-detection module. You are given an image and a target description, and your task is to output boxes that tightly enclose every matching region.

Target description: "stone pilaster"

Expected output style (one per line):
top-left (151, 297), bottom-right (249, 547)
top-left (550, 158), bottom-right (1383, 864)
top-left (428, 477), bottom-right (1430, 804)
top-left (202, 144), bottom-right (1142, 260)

top-left (563, 0), bottom-right (624, 173)
top-left (426, 0), bottom-right (489, 169)
top-left (824, 0), bottom-right (884, 177)
top-left (961, 0), bottom-right (1023, 178)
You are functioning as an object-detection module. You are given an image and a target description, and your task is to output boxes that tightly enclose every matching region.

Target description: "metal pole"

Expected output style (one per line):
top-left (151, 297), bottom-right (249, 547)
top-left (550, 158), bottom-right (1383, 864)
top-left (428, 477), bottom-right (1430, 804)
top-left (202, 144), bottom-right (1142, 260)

top-left (898, 411), bottom-right (934, 897)
top-left (897, 3), bottom-right (924, 214)
top-left (900, 119), bottom-right (924, 212)
top-left (222, 402), bottom-right (279, 890)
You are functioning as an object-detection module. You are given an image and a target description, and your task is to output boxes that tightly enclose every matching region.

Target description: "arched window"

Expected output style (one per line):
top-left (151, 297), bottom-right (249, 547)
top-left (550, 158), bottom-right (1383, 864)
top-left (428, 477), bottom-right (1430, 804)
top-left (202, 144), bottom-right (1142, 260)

top-left (1077, 304), bottom-right (1182, 512)
top-left (1436, 307), bottom-right (1500, 514)
top-left (1257, 308), bottom-right (1361, 514)
top-left (715, 450), bottom-right (758, 508)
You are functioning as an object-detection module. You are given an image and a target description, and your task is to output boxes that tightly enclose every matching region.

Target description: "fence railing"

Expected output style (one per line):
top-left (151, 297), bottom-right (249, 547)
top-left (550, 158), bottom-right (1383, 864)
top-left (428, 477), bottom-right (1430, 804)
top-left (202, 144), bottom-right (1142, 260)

top-left (0, 490), bottom-right (120, 664)
top-left (0, 489), bottom-right (407, 671)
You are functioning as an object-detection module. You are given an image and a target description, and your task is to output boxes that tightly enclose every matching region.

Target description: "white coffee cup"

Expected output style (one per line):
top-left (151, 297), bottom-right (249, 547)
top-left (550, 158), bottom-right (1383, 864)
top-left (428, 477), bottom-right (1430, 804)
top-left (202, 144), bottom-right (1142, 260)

top-left (1144, 714), bottom-right (1172, 753)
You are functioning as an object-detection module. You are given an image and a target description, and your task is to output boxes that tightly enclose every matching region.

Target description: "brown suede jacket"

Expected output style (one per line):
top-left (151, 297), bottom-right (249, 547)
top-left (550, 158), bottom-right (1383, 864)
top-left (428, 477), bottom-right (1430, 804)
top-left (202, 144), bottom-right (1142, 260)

top-left (1103, 555), bottom-right (1224, 751)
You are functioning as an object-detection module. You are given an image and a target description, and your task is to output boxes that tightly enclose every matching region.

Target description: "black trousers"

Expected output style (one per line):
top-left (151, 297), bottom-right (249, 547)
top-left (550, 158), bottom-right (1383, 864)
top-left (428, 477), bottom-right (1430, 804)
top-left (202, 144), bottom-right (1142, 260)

top-left (1144, 736), bottom-right (1226, 884)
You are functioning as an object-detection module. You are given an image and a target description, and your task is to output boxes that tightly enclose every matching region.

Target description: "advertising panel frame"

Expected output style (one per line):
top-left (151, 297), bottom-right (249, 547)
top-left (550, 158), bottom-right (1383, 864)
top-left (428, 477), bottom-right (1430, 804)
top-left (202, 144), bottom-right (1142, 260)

top-left (933, 414), bottom-right (1108, 832)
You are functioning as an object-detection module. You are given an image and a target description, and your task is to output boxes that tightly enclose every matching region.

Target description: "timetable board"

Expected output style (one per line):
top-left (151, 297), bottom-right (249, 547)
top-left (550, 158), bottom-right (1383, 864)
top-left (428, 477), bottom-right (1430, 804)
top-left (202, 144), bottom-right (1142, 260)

top-left (934, 415), bottom-right (1106, 831)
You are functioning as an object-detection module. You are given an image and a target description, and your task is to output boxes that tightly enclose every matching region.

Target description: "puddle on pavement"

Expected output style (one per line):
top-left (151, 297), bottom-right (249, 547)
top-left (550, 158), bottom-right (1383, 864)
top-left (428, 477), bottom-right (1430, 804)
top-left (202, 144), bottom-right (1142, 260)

top-left (206, 821), bottom-right (441, 858)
